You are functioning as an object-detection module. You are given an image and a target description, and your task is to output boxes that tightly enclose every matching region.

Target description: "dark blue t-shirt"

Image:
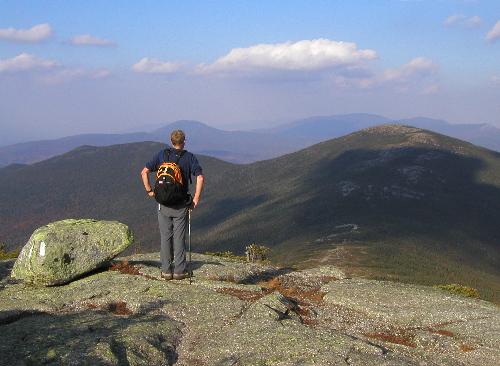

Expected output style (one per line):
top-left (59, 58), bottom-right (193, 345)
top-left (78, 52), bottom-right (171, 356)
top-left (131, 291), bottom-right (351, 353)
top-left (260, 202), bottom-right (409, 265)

top-left (146, 148), bottom-right (202, 192)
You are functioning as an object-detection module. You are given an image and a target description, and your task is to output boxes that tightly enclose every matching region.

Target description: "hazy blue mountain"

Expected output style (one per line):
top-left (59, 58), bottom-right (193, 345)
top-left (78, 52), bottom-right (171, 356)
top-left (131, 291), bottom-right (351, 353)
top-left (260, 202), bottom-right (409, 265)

top-left (1, 115), bottom-right (499, 168)
top-left (0, 120), bottom-right (296, 167)
top-left (268, 113), bottom-right (500, 152)
top-left (151, 120), bottom-right (295, 162)
top-left (1, 125), bottom-right (499, 301)
top-left (399, 117), bottom-right (500, 152)
top-left (266, 113), bottom-right (391, 144)
top-left (0, 132), bottom-right (151, 167)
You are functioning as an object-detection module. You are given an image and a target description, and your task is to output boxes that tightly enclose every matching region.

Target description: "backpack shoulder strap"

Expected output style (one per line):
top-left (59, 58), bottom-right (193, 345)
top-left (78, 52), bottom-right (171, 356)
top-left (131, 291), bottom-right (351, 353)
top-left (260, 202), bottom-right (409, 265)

top-left (174, 150), bottom-right (186, 164)
top-left (163, 148), bottom-right (172, 163)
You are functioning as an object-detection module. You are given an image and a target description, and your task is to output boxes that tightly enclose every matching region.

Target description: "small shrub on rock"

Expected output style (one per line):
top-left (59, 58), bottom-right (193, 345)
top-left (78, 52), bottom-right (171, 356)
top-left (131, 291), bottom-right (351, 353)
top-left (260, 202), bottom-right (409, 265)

top-left (433, 284), bottom-right (480, 298)
top-left (245, 243), bottom-right (271, 263)
top-left (0, 243), bottom-right (19, 260)
top-left (204, 251), bottom-right (246, 261)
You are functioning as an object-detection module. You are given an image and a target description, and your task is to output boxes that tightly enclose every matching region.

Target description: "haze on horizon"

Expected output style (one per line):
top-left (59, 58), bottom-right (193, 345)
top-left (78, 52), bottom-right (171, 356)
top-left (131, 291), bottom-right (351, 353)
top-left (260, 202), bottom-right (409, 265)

top-left (1, 0), bottom-right (499, 146)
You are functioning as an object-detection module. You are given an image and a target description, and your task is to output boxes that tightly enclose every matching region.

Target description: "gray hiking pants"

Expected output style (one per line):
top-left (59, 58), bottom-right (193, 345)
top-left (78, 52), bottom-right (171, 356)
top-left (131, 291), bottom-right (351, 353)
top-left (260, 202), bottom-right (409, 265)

top-left (158, 204), bottom-right (188, 274)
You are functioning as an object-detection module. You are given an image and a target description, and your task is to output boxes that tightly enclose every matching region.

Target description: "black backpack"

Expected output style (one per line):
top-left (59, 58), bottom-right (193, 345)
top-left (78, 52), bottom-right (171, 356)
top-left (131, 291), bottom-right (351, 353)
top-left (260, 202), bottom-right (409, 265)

top-left (154, 149), bottom-right (188, 206)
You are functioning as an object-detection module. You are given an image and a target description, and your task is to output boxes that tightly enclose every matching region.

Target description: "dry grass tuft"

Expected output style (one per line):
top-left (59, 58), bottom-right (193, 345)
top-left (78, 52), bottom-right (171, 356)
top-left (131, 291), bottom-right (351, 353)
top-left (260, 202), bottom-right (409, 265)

top-left (302, 318), bottom-right (320, 326)
top-left (109, 260), bottom-right (159, 281)
top-left (208, 274), bottom-right (237, 283)
top-left (258, 276), bottom-right (326, 326)
top-left (364, 332), bottom-right (416, 348)
top-left (85, 301), bottom-right (132, 316)
top-left (459, 344), bottom-right (476, 352)
top-left (259, 277), bottom-right (326, 305)
top-left (110, 260), bottom-right (141, 275)
top-left (107, 301), bottom-right (132, 316)
top-left (319, 275), bottom-right (338, 284)
top-left (429, 328), bottom-right (455, 337)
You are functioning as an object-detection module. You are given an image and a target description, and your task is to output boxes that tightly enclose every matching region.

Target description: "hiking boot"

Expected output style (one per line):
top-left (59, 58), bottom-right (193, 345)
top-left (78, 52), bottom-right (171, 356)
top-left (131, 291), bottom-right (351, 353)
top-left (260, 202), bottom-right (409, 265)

top-left (161, 271), bottom-right (173, 280)
top-left (173, 272), bottom-right (189, 280)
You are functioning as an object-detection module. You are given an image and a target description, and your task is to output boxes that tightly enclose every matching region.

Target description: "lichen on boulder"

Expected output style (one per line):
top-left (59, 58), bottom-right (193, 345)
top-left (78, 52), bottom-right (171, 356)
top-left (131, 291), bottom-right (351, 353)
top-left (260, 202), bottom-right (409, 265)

top-left (11, 219), bottom-right (133, 286)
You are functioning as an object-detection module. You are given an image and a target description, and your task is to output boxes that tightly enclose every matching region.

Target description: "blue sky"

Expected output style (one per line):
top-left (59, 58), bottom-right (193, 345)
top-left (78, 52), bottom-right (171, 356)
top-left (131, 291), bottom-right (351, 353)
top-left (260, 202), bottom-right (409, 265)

top-left (1, 0), bottom-right (499, 144)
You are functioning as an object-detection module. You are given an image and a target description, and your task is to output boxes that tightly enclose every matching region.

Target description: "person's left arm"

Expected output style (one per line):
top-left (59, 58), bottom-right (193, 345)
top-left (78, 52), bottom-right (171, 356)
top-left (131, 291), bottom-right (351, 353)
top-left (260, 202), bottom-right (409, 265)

top-left (141, 167), bottom-right (155, 197)
top-left (141, 152), bottom-right (160, 198)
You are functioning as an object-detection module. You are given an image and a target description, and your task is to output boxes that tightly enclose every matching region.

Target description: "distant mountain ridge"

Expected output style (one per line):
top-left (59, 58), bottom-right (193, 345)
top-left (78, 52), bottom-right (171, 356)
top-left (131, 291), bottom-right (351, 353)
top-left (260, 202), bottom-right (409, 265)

top-left (0, 120), bottom-right (295, 167)
top-left (1, 124), bottom-right (499, 302)
top-left (1, 114), bottom-right (499, 168)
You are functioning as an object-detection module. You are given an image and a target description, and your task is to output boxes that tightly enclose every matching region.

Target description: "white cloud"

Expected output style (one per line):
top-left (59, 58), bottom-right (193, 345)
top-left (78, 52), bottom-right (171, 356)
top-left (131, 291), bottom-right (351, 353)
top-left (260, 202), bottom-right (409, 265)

top-left (70, 34), bottom-right (114, 46)
top-left (0, 53), bottom-right (57, 73)
top-left (132, 57), bottom-right (182, 74)
top-left (339, 57), bottom-right (438, 90)
top-left (421, 84), bottom-right (440, 95)
top-left (465, 16), bottom-right (482, 28)
top-left (0, 23), bottom-right (52, 42)
top-left (382, 57), bottom-right (437, 83)
top-left (40, 68), bottom-right (111, 84)
top-left (444, 14), bottom-right (482, 28)
top-left (197, 38), bottom-right (377, 74)
top-left (486, 21), bottom-right (500, 42)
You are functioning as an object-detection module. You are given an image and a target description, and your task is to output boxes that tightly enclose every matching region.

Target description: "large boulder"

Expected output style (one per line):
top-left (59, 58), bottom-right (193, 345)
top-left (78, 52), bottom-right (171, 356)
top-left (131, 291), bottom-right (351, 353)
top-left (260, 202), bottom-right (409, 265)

top-left (11, 219), bottom-right (133, 286)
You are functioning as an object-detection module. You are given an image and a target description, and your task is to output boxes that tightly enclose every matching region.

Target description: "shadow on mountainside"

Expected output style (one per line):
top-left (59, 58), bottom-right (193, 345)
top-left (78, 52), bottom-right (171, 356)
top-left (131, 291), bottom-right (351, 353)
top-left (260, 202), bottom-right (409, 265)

top-left (191, 145), bottom-right (500, 268)
top-left (194, 194), bottom-right (269, 232)
top-left (294, 146), bottom-right (500, 266)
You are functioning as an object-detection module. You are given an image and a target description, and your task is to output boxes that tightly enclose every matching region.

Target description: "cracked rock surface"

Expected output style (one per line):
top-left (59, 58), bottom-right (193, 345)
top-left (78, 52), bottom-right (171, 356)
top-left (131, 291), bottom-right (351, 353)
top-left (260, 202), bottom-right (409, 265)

top-left (1, 253), bottom-right (499, 365)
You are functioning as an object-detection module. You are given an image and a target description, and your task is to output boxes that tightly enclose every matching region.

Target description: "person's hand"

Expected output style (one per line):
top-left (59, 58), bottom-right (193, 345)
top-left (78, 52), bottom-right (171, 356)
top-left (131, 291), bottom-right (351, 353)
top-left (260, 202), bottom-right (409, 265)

top-left (148, 191), bottom-right (154, 198)
top-left (192, 196), bottom-right (200, 209)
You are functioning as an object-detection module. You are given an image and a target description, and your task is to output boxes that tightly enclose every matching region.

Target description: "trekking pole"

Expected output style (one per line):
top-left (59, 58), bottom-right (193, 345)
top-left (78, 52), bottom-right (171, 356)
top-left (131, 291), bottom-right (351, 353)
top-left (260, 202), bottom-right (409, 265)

top-left (188, 209), bottom-right (192, 285)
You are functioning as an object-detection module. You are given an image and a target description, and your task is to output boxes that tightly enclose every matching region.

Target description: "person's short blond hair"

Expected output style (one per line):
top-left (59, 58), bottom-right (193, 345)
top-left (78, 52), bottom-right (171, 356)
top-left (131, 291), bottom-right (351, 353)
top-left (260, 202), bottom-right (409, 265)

top-left (170, 130), bottom-right (186, 146)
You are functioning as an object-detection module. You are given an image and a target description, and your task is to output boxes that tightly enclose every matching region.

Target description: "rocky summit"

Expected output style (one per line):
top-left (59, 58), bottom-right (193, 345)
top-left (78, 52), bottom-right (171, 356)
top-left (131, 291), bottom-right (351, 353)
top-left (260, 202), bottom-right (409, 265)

top-left (11, 219), bottom-right (134, 286)
top-left (0, 252), bottom-right (498, 365)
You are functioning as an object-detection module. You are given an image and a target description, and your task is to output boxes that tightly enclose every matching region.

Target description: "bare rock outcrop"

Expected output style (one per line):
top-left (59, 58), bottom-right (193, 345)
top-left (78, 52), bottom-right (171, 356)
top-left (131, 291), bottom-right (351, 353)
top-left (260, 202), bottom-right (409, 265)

top-left (1, 252), bottom-right (498, 365)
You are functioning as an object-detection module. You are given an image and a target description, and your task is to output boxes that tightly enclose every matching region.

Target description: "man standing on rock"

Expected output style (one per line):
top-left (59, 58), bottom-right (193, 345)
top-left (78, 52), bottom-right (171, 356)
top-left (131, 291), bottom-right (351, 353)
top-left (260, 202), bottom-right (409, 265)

top-left (140, 130), bottom-right (204, 280)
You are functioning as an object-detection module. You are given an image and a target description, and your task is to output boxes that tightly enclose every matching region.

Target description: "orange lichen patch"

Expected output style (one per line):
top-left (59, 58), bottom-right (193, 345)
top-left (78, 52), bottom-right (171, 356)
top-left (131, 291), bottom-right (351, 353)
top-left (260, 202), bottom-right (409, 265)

top-left (107, 301), bottom-right (132, 316)
top-left (110, 260), bottom-right (141, 275)
top-left (259, 277), bottom-right (326, 305)
top-left (364, 332), bottom-right (416, 348)
top-left (459, 344), bottom-right (476, 352)
top-left (85, 302), bottom-right (99, 309)
top-left (216, 287), bottom-right (266, 302)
